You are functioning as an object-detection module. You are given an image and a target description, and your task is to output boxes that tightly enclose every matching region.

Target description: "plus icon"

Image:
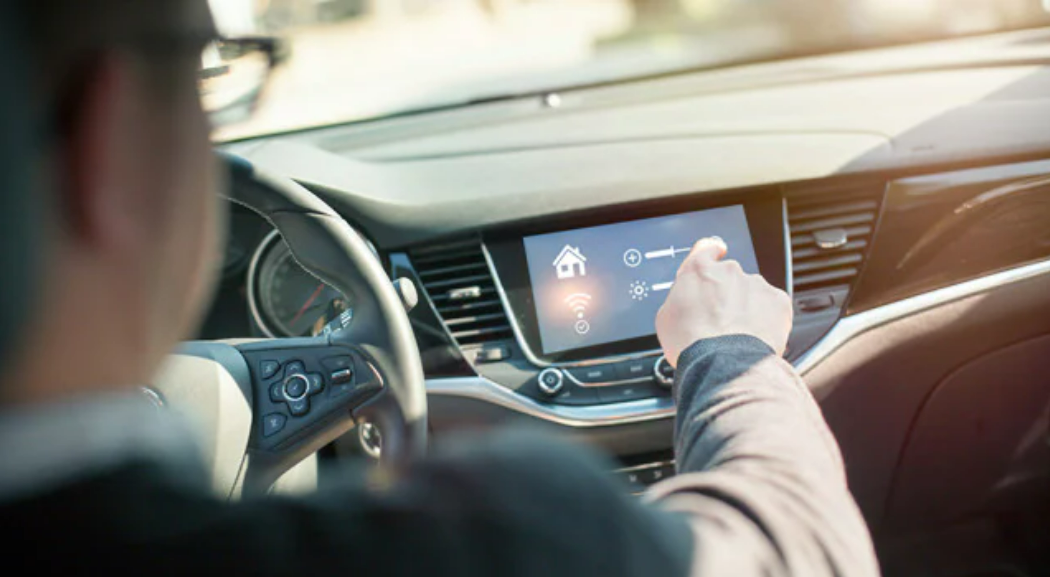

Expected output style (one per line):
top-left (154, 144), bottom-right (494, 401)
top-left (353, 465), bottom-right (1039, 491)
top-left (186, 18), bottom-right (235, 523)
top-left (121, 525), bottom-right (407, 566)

top-left (623, 248), bottom-right (642, 268)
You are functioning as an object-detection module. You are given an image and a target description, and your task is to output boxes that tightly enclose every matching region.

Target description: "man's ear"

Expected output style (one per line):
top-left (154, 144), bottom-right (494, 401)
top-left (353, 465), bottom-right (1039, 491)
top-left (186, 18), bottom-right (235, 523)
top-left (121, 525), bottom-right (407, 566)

top-left (60, 53), bottom-right (149, 252)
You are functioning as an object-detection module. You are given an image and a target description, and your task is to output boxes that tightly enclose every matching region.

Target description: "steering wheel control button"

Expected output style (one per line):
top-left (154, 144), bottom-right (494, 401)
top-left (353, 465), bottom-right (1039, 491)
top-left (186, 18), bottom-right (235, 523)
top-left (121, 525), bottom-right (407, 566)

top-left (654, 356), bottom-right (675, 388)
top-left (321, 355), bottom-right (354, 372)
top-left (284, 360), bottom-right (306, 377)
top-left (566, 364), bottom-right (614, 385)
top-left (330, 368), bottom-right (354, 386)
top-left (260, 360), bottom-right (280, 380)
top-left (287, 397), bottom-right (310, 417)
top-left (283, 374), bottom-right (309, 401)
top-left (614, 358), bottom-right (656, 382)
top-left (307, 373), bottom-right (325, 395)
top-left (537, 368), bottom-right (565, 396)
top-left (262, 413), bottom-right (286, 438)
top-left (269, 382), bottom-right (285, 403)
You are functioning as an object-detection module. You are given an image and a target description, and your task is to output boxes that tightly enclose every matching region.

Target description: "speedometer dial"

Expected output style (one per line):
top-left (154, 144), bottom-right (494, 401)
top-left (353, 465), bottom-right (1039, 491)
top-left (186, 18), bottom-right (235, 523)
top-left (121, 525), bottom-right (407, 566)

top-left (250, 233), bottom-right (351, 338)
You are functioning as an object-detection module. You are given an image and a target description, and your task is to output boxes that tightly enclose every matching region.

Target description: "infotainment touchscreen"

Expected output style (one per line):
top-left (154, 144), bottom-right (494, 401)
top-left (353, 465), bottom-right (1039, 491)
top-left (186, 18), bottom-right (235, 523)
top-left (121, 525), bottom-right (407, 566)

top-left (522, 205), bottom-right (759, 355)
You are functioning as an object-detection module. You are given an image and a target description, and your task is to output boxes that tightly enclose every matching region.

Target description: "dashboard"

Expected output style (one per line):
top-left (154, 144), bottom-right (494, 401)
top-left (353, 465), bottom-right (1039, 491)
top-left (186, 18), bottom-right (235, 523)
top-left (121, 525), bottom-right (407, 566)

top-left (210, 28), bottom-right (1050, 575)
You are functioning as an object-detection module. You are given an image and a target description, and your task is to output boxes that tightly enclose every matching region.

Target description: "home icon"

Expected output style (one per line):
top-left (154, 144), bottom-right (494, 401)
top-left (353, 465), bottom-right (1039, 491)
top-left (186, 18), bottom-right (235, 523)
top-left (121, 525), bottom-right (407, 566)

top-left (553, 245), bottom-right (587, 280)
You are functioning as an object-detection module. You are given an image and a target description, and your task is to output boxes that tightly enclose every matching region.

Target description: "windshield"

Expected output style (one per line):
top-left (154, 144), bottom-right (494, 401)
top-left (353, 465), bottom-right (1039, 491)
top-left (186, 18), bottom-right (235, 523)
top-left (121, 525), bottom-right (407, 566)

top-left (211, 0), bottom-right (1050, 140)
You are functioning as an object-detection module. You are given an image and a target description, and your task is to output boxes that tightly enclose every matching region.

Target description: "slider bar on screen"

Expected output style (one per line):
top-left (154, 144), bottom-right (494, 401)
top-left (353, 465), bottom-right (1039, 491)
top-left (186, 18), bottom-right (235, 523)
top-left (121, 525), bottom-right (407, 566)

top-left (651, 281), bottom-right (674, 292)
top-left (644, 247), bottom-right (692, 260)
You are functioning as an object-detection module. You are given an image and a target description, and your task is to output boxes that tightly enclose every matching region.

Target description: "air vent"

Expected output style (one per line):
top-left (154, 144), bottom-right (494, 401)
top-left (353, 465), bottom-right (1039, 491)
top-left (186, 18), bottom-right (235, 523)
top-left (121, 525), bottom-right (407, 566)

top-left (787, 184), bottom-right (883, 295)
top-left (410, 240), bottom-right (513, 346)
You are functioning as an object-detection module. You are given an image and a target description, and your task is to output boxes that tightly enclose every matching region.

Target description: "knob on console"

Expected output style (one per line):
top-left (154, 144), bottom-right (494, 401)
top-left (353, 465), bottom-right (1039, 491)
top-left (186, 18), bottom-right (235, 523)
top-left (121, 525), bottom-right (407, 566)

top-left (654, 356), bottom-right (675, 388)
top-left (537, 368), bottom-right (565, 396)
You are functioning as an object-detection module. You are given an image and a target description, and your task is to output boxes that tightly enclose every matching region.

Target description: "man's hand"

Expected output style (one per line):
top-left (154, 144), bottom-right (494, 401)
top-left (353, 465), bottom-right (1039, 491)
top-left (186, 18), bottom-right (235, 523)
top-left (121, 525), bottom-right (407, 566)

top-left (655, 237), bottom-right (793, 367)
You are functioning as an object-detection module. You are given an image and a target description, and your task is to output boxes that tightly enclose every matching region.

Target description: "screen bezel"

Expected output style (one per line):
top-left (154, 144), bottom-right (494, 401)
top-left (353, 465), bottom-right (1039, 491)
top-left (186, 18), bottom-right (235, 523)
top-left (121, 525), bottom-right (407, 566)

top-left (486, 188), bottom-right (787, 365)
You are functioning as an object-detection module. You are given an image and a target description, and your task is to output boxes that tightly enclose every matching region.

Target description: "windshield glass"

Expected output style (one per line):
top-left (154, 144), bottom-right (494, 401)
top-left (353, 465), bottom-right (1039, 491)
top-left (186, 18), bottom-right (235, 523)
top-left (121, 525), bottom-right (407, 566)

top-left (211, 0), bottom-right (1050, 140)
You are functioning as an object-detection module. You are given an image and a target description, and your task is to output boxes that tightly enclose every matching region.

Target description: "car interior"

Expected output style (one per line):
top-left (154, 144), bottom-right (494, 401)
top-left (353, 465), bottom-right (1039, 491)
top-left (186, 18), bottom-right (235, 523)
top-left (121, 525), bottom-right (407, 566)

top-left (10, 2), bottom-right (1050, 576)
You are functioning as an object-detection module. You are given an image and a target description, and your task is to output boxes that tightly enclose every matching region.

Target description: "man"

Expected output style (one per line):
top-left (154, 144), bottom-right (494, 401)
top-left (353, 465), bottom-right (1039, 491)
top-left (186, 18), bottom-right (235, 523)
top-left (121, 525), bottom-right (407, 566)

top-left (0, 1), bottom-right (878, 575)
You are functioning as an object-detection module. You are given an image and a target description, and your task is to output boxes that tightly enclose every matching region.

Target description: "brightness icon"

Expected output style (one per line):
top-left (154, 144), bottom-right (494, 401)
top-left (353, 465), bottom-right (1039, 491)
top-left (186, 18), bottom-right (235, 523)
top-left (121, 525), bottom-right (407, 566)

top-left (629, 281), bottom-right (650, 301)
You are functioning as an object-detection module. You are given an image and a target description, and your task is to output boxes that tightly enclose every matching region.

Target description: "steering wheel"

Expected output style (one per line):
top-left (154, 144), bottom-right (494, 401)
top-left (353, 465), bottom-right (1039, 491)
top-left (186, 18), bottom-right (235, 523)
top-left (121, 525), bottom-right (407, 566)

top-left (162, 153), bottom-right (427, 494)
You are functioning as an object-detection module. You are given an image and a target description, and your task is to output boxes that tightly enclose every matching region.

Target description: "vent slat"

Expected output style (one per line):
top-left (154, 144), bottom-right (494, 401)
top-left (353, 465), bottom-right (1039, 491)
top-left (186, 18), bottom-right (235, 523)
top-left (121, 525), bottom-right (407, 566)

top-left (793, 253), bottom-right (863, 273)
top-left (787, 185), bottom-right (882, 295)
top-left (428, 286), bottom-right (497, 303)
top-left (792, 224), bottom-right (872, 247)
top-left (451, 325), bottom-right (513, 340)
top-left (789, 212), bottom-right (874, 234)
top-left (794, 268), bottom-right (859, 287)
top-left (420, 274), bottom-right (492, 290)
top-left (444, 312), bottom-right (509, 327)
top-left (417, 261), bottom-right (488, 279)
top-left (410, 240), bottom-right (512, 349)
top-left (410, 245), bottom-right (483, 265)
top-left (437, 299), bottom-right (504, 314)
top-left (789, 200), bottom-right (878, 222)
top-left (792, 239), bottom-right (868, 260)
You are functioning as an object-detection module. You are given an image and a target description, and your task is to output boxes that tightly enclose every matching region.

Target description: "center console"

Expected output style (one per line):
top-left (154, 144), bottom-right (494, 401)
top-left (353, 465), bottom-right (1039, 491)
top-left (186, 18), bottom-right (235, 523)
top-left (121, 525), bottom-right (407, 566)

top-left (475, 189), bottom-right (789, 408)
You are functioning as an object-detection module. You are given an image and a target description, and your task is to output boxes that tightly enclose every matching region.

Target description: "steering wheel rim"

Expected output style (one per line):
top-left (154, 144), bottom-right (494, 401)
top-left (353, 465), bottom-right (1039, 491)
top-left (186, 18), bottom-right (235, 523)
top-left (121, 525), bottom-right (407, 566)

top-left (221, 152), bottom-right (427, 475)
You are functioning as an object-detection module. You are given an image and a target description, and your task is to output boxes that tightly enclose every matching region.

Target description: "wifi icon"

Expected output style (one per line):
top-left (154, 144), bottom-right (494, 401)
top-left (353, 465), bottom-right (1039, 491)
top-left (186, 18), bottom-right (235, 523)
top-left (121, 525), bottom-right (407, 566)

top-left (565, 293), bottom-right (592, 319)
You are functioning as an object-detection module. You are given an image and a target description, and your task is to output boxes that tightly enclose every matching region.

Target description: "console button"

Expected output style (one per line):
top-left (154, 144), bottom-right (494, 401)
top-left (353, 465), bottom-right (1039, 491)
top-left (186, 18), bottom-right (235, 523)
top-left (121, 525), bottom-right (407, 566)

top-left (596, 383), bottom-right (655, 404)
top-left (260, 360), bottom-right (280, 380)
top-left (537, 368), bottom-right (564, 396)
top-left (654, 356), bottom-right (675, 388)
top-left (262, 413), bottom-right (286, 438)
top-left (550, 384), bottom-right (599, 406)
top-left (614, 358), bottom-right (656, 382)
top-left (566, 364), bottom-right (615, 384)
top-left (640, 465), bottom-right (670, 484)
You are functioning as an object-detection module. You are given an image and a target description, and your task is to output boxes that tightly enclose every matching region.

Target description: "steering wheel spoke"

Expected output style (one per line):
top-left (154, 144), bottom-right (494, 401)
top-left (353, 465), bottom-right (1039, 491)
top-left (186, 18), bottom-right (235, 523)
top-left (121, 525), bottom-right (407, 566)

top-left (215, 153), bottom-right (426, 493)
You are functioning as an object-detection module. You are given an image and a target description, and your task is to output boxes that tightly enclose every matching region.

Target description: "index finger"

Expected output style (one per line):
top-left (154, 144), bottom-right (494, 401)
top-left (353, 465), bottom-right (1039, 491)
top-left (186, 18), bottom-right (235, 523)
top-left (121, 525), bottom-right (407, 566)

top-left (677, 236), bottom-right (728, 278)
top-left (687, 236), bottom-right (728, 264)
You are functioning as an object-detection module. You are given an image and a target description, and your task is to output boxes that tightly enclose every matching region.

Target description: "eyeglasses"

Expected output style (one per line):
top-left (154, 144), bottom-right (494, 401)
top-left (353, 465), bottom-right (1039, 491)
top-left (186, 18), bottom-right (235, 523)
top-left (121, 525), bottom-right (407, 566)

top-left (198, 36), bottom-right (283, 129)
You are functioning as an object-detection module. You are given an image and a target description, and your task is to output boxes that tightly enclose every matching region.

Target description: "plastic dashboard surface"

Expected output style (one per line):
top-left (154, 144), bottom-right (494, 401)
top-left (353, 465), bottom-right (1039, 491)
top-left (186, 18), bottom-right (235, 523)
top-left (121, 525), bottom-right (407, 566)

top-left (222, 29), bottom-right (1050, 251)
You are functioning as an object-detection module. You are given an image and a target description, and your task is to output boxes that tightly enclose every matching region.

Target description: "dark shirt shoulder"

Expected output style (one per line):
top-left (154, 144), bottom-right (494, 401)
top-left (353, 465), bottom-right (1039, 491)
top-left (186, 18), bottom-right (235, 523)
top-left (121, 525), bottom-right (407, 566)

top-left (3, 436), bottom-right (692, 577)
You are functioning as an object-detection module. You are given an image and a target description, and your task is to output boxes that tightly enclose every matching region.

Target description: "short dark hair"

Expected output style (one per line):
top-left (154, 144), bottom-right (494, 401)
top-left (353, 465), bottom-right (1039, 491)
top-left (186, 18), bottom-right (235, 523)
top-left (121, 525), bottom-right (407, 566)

top-left (24, 0), bottom-right (216, 118)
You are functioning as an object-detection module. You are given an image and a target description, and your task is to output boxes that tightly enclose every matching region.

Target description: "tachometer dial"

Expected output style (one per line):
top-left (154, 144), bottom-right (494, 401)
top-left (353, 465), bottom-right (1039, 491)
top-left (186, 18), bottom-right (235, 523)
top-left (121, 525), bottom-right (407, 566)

top-left (250, 233), bottom-right (351, 338)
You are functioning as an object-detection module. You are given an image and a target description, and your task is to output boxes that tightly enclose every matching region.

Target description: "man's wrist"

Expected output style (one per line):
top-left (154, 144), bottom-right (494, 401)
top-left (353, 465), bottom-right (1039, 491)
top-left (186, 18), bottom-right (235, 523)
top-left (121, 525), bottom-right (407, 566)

top-left (675, 334), bottom-right (776, 369)
top-left (672, 334), bottom-right (778, 403)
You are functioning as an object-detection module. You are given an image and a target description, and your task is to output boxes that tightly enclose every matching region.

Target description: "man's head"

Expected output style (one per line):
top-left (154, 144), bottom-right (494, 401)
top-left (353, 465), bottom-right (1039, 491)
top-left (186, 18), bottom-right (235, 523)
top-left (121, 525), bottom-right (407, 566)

top-left (5, 0), bottom-right (224, 403)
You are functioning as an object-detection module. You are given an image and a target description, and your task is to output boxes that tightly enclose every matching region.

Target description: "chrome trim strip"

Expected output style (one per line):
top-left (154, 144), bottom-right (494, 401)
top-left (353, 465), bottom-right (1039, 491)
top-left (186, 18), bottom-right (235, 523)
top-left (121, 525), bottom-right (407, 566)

top-left (426, 377), bottom-right (677, 427)
top-left (573, 376), bottom-right (654, 388)
top-left (430, 258), bottom-right (1050, 426)
top-left (480, 240), bottom-right (664, 368)
top-left (783, 197), bottom-right (794, 298)
top-left (794, 258), bottom-right (1050, 375)
top-left (246, 230), bottom-right (283, 339)
top-left (617, 460), bottom-right (676, 474)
